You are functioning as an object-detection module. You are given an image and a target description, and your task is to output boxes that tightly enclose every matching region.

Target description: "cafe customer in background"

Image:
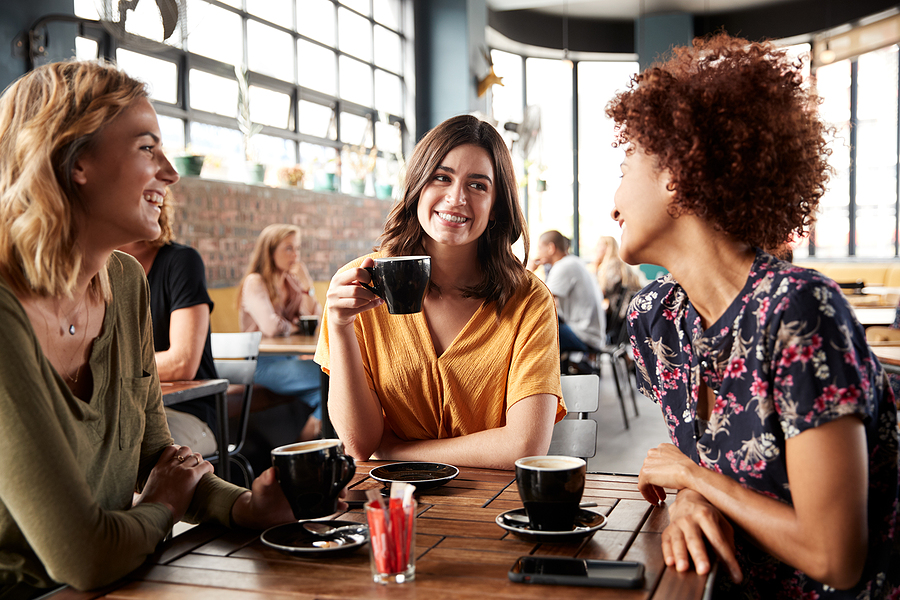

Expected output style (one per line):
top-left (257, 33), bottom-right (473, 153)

top-left (316, 115), bottom-right (564, 470)
top-left (119, 197), bottom-right (218, 456)
top-left (608, 34), bottom-right (899, 597)
top-left (533, 230), bottom-right (606, 374)
top-left (0, 60), bottom-right (296, 599)
top-left (238, 224), bottom-right (323, 441)
top-left (590, 235), bottom-right (641, 332)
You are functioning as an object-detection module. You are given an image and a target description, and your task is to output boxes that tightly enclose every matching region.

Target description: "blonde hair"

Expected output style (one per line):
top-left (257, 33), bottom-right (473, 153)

top-left (0, 59), bottom-right (148, 299)
top-left (149, 191), bottom-right (176, 248)
top-left (238, 224), bottom-right (302, 308)
top-left (596, 236), bottom-right (640, 293)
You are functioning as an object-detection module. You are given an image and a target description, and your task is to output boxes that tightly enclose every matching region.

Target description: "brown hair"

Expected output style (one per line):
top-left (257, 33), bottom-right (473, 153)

top-left (238, 223), bottom-right (302, 308)
top-left (541, 230), bottom-right (570, 254)
top-left (0, 59), bottom-right (148, 299)
top-left (605, 33), bottom-right (832, 251)
top-left (149, 191), bottom-right (176, 248)
top-left (380, 114), bottom-right (529, 313)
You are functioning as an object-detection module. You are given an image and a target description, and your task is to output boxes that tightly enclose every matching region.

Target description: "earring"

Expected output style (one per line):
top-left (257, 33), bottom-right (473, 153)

top-left (489, 220), bottom-right (497, 230)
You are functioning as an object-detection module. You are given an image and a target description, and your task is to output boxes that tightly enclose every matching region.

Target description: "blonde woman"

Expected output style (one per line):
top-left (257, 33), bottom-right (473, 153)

top-left (238, 224), bottom-right (322, 440)
top-left (0, 60), bottom-right (296, 598)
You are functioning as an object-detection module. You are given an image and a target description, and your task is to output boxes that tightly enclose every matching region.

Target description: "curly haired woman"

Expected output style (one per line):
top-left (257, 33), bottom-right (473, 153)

top-left (608, 34), bottom-right (899, 597)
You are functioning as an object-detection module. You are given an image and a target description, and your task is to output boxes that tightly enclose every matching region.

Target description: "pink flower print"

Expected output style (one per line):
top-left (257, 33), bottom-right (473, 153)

top-left (663, 308), bottom-right (677, 321)
top-left (800, 344), bottom-right (815, 363)
top-left (750, 374), bottom-right (768, 398)
top-left (775, 297), bottom-right (790, 313)
top-left (712, 395), bottom-right (727, 415)
top-left (779, 345), bottom-right (800, 368)
top-left (724, 357), bottom-right (747, 379)
top-left (810, 334), bottom-right (822, 350)
top-left (719, 327), bottom-right (729, 337)
top-left (815, 384), bottom-right (840, 411)
top-left (843, 351), bottom-right (859, 367)
top-left (839, 385), bottom-right (861, 405)
top-left (782, 375), bottom-right (793, 388)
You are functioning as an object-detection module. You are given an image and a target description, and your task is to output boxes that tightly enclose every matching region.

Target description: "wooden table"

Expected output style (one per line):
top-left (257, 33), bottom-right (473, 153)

top-left (47, 463), bottom-right (710, 600)
top-left (258, 334), bottom-right (333, 439)
top-left (160, 379), bottom-right (232, 480)
top-left (871, 344), bottom-right (900, 375)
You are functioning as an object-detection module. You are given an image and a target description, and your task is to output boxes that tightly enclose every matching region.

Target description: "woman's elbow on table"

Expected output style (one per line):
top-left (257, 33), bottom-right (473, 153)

top-left (805, 540), bottom-right (867, 590)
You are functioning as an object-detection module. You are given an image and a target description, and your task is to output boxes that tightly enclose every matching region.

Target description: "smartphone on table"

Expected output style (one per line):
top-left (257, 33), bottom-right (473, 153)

top-left (508, 555), bottom-right (644, 588)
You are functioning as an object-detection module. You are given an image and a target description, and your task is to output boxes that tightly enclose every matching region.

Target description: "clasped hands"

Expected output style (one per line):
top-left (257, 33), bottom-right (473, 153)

top-left (639, 443), bottom-right (743, 584)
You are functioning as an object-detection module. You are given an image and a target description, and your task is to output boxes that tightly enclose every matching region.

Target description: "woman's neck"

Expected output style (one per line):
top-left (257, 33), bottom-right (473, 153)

top-left (660, 219), bottom-right (756, 329)
top-left (421, 240), bottom-right (482, 290)
top-left (117, 241), bottom-right (159, 275)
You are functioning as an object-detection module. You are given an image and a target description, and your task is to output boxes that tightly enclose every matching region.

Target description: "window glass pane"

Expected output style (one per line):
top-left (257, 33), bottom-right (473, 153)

top-left (299, 0), bottom-right (335, 46)
top-left (577, 61), bottom-right (638, 258)
top-left (298, 39), bottom-right (336, 95)
top-left (157, 115), bottom-right (185, 155)
top-left (524, 58), bottom-right (573, 242)
top-left (341, 0), bottom-right (370, 15)
top-left (374, 26), bottom-right (401, 73)
top-left (299, 100), bottom-right (336, 139)
top-left (341, 112), bottom-right (371, 145)
top-left (339, 56), bottom-right (373, 106)
top-left (248, 22), bottom-right (294, 82)
top-left (75, 37), bottom-right (98, 60)
top-left (74, 0), bottom-right (98, 19)
top-left (491, 50), bottom-right (524, 129)
top-left (216, 0), bottom-right (241, 7)
top-left (255, 134), bottom-right (296, 166)
top-left (250, 86), bottom-right (291, 129)
top-left (374, 70), bottom-right (402, 116)
top-left (338, 7), bottom-right (372, 62)
top-left (374, 0), bottom-right (401, 30)
top-left (303, 144), bottom-right (341, 190)
top-left (813, 59), bottom-right (851, 258)
top-left (187, 5), bottom-right (242, 66)
top-left (116, 49), bottom-right (178, 104)
top-left (189, 69), bottom-right (238, 117)
top-left (855, 45), bottom-right (898, 258)
top-left (375, 119), bottom-right (400, 155)
top-left (189, 122), bottom-right (243, 180)
top-left (247, 0), bottom-right (292, 26)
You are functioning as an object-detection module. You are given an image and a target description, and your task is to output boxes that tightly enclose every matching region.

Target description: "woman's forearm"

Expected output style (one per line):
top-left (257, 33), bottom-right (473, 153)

top-left (325, 321), bottom-right (384, 459)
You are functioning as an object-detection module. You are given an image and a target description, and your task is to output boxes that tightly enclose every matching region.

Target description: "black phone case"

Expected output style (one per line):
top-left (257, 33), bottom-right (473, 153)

top-left (508, 557), bottom-right (644, 588)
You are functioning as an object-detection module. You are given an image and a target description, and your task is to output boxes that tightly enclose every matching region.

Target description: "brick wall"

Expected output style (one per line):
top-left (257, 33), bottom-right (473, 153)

top-left (168, 178), bottom-right (394, 288)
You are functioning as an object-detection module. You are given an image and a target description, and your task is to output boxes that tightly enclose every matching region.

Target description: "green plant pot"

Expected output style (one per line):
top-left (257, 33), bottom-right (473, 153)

top-left (173, 155), bottom-right (205, 176)
top-left (314, 172), bottom-right (339, 192)
top-left (246, 163), bottom-right (266, 184)
top-left (375, 183), bottom-right (393, 199)
top-left (350, 179), bottom-right (366, 194)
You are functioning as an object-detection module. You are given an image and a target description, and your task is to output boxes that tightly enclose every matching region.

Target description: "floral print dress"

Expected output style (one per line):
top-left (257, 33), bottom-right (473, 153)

top-left (628, 249), bottom-right (900, 599)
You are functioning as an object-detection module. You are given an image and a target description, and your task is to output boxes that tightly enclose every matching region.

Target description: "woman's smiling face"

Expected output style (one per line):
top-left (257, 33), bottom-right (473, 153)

top-left (416, 144), bottom-right (496, 253)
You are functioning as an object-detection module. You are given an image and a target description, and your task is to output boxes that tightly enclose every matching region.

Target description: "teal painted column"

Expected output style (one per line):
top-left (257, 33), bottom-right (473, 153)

top-left (414, 0), bottom-right (488, 139)
top-left (635, 13), bottom-right (693, 71)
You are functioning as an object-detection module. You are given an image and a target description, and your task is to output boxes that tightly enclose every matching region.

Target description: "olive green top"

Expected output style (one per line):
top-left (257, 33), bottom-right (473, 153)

top-left (0, 252), bottom-right (245, 596)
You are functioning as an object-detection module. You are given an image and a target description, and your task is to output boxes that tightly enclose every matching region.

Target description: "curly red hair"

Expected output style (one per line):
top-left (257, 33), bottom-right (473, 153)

top-left (606, 33), bottom-right (833, 251)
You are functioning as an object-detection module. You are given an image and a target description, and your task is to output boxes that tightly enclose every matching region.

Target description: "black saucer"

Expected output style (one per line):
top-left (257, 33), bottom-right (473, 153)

top-left (495, 508), bottom-right (606, 543)
top-left (369, 462), bottom-right (459, 490)
top-left (261, 520), bottom-right (369, 556)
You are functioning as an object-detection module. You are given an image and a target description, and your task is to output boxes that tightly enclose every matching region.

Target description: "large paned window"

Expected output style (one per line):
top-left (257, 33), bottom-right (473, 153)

top-left (73, 0), bottom-right (411, 191)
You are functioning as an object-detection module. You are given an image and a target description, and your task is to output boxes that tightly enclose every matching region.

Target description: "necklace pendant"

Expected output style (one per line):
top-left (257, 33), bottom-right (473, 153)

top-left (68, 324), bottom-right (75, 336)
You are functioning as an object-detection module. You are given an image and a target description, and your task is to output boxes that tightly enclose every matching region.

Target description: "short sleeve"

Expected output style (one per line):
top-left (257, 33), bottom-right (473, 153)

top-left (771, 278), bottom-right (877, 438)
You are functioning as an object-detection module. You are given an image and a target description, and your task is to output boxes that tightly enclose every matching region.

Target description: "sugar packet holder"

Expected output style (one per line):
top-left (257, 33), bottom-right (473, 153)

top-left (365, 482), bottom-right (416, 575)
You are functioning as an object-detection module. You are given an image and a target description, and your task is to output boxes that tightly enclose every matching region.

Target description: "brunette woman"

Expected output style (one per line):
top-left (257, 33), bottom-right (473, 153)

top-left (316, 115), bottom-right (564, 470)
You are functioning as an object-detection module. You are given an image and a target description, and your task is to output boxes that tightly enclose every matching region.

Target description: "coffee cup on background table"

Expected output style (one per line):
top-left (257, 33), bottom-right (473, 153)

top-left (361, 256), bottom-right (431, 315)
top-left (298, 315), bottom-right (319, 336)
top-left (271, 439), bottom-right (356, 520)
top-left (515, 455), bottom-right (586, 531)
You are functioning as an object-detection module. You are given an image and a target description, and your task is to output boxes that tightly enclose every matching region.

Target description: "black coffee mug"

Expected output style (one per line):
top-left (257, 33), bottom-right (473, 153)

top-left (361, 256), bottom-right (431, 315)
top-left (271, 439), bottom-right (356, 520)
top-left (298, 315), bottom-right (319, 336)
top-left (515, 455), bottom-right (586, 531)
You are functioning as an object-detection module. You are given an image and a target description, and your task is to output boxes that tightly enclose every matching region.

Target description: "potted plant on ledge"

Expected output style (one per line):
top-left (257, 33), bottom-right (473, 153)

top-left (344, 144), bottom-right (377, 195)
top-left (236, 65), bottom-right (265, 184)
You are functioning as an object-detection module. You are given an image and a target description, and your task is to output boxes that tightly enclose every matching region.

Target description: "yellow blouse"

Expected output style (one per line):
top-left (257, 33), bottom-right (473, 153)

top-left (315, 253), bottom-right (565, 440)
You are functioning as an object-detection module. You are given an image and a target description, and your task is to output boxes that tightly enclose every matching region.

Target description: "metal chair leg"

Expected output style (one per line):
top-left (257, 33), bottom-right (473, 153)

top-left (608, 355), bottom-right (630, 429)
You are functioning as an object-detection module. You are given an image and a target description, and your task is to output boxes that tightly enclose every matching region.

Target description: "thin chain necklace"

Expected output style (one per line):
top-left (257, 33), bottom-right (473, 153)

top-left (40, 297), bottom-right (91, 383)
top-left (56, 289), bottom-right (89, 336)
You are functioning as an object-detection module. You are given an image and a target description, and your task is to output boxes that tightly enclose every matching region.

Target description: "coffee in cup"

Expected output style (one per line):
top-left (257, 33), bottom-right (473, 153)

top-left (271, 439), bottom-right (356, 520)
top-left (361, 256), bottom-right (431, 315)
top-left (298, 315), bottom-right (319, 336)
top-left (515, 455), bottom-right (586, 531)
